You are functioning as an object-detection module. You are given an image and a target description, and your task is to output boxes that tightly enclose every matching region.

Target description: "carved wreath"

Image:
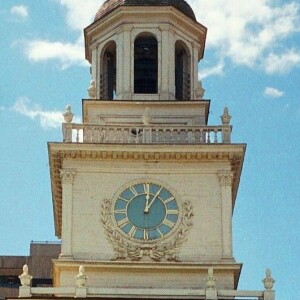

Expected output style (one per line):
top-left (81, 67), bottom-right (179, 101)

top-left (101, 199), bottom-right (193, 262)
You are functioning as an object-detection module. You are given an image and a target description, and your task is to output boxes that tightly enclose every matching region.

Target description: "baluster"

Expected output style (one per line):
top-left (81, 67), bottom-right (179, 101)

top-left (135, 128), bottom-right (139, 143)
top-left (214, 129), bottom-right (218, 143)
top-left (183, 128), bottom-right (189, 143)
top-left (90, 126), bottom-right (94, 143)
top-left (155, 128), bottom-right (159, 143)
top-left (198, 129), bottom-right (202, 143)
top-left (173, 129), bottom-right (178, 143)
top-left (163, 128), bottom-right (167, 143)
top-left (148, 127), bottom-right (152, 144)
top-left (76, 129), bottom-right (80, 143)
top-left (127, 128), bottom-right (131, 143)
top-left (96, 127), bottom-right (101, 143)
top-left (207, 130), bottom-right (211, 143)
top-left (191, 128), bottom-right (196, 143)
top-left (103, 128), bottom-right (108, 143)
top-left (120, 128), bottom-right (124, 143)
top-left (170, 128), bottom-right (174, 143)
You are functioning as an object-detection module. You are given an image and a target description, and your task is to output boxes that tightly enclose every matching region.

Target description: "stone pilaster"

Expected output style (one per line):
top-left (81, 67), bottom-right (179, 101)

top-left (160, 25), bottom-right (174, 100)
top-left (123, 25), bottom-right (133, 99)
top-left (60, 169), bottom-right (76, 259)
top-left (218, 170), bottom-right (234, 260)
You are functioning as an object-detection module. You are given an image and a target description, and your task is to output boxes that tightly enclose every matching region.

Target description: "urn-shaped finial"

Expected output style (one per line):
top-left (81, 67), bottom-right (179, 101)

top-left (76, 265), bottom-right (87, 288)
top-left (221, 107), bottom-right (231, 125)
top-left (63, 105), bottom-right (74, 123)
top-left (19, 264), bottom-right (33, 287)
top-left (263, 269), bottom-right (275, 290)
top-left (206, 267), bottom-right (216, 289)
top-left (195, 81), bottom-right (205, 99)
top-left (88, 80), bottom-right (96, 99)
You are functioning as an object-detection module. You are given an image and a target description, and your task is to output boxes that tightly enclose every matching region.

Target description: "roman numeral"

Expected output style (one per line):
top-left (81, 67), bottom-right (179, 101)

top-left (166, 209), bottom-right (179, 215)
top-left (117, 217), bottom-right (130, 228)
top-left (118, 196), bottom-right (129, 202)
top-left (163, 219), bottom-right (175, 228)
top-left (144, 230), bottom-right (149, 240)
top-left (143, 183), bottom-right (149, 194)
top-left (163, 196), bottom-right (175, 204)
top-left (128, 226), bottom-right (137, 237)
top-left (156, 228), bottom-right (163, 238)
top-left (114, 209), bottom-right (127, 214)
top-left (129, 186), bottom-right (138, 196)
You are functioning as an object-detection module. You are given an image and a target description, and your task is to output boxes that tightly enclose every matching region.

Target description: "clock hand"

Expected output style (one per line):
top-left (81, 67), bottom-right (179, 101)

top-left (144, 186), bottom-right (162, 213)
top-left (144, 183), bottom-right (150, 213)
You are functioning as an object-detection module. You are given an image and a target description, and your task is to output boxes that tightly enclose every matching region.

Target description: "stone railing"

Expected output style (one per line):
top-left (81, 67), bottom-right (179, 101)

top-left (18, 266), bottom-right (275, 300)
top-left (62, 123), bottom-right (232, 144)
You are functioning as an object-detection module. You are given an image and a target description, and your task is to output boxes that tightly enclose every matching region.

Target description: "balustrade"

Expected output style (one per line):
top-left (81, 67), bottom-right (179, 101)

top-left (62, 123), bottom-right (232, 144)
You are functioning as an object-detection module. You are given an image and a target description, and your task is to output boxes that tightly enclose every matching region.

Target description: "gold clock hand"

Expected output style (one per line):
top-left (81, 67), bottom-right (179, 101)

top-left (145, 186), bottom-right (162, 212)
top-left (144, 183), bottom-right (150, 213)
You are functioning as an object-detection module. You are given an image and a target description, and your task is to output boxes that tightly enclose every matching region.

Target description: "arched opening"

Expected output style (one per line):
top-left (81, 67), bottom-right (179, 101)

top-left (100, 41), bottom-right (116, 100)
top-left (134, 34), bottom-right (158, 94)
top-left (175, 41), bottom-right (190, 100)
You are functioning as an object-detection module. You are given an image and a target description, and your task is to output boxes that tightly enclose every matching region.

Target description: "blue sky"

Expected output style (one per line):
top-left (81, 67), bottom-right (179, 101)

top-left (0, 0), bottom-right (299, 299)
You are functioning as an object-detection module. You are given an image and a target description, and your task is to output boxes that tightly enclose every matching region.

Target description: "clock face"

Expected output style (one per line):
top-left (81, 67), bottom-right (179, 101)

top-left (113, 182), bottom-right (179, 241)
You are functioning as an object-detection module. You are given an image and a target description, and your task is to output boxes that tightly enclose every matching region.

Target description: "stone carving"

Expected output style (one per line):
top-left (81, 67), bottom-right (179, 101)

top-left (88, 80), bottom-right (96, 99)
top-left (206, 267), bottom-right (216, 289)
top-left (101, 199), bottom-right (193, 262)
top-left (221, 107), bottom-right (231, 125)
top-left (218, 170), bottom-right (233, 186)
top-left (19, 265), bottom-right (33, 287)
top-left (63, 105), bottom-right (74, 123)
top-left (60, 169), bottom-right (76, 184)
top-left (195, 81), bottom-right (205, 99)
top-left (76, 265), bottom-right (88, 288)
top-left (263, 269), bottom-right (275, 290)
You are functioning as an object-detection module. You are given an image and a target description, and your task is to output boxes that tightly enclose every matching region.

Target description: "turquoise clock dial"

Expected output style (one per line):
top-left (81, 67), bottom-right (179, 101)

top-left (113, 183), bottom-right (179, 241)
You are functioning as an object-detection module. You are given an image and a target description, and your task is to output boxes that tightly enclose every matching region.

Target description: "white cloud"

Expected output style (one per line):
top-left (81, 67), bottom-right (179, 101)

top-left (10, 5), bottom-right (28, 20)
top-left (189, 0), bottom-right (300, 73)
top-left (55, 0), bottom-right (101, 30)
top-left (26, 39), bottom-right (87, 69)
top-left (198, 61), bottom-right (224, 79)
top-left (21, 0), bottom-right (300, 74)
top-left (12, 97), bottom-right (64, 129)
top-left (264, 87), bottom-right (284, 98)
top-left (264, 50), bottom-right (300, 74)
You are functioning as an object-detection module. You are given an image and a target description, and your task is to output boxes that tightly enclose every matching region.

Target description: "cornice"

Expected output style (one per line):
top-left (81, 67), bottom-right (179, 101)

top-left (53, 259), bottom-right (242, 289)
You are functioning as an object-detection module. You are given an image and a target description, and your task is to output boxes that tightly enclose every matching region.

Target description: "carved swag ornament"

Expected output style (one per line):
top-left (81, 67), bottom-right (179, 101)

top-left (101, 199), bottom-right (193, 262)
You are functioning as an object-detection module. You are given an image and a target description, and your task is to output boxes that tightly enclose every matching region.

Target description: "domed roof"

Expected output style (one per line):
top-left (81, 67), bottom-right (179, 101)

top-left (95, 0), bottom-right (196, 22)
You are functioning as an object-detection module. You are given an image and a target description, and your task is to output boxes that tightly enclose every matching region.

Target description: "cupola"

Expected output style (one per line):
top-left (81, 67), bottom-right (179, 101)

top-left (84, 0), bottom-right (207, 101)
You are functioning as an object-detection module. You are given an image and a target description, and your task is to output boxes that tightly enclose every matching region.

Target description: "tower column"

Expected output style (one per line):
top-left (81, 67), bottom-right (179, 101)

top-left (122, 25), bottom-right (133, 99)
top-left (192, 43), bottom-right (199, 99)
top-left (60, 169), bottom-right (76, 259)
top-left (160, 25), bottom-right (174, 100)
top-left (218, 170), bottom-right (234, 260)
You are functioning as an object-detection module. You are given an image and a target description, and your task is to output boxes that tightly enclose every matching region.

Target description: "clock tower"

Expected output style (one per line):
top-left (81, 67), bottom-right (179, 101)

top-left (47, 0), bottom-right (251, 298)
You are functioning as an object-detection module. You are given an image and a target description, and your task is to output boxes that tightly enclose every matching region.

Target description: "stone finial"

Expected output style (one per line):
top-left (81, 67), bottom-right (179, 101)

top-left (142, 107), bottom-right (152, 125)
top-left (88, 80), bottom-right (96, 99)
top-left (76, 265), bottom-right (87, 288)
top-left (221, 107), bottom-right (231, 125)
top-left (206, 267), bottom-right (216, 289)
top-left (63, 105), bottom-right (74, 123)
top-left (195, 81), bottom-right (205, 99)
top-left (263, 269), bottom-right (275, 290)
top-left (19, 264), bottom-right (33, 287)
